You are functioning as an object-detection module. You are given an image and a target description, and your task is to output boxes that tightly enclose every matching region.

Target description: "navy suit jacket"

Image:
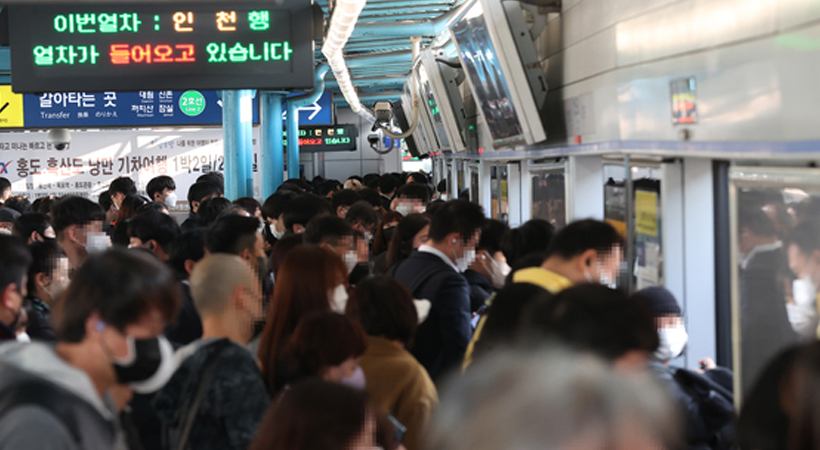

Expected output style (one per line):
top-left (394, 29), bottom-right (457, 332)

top-left (393, 251), bottom-right (472, 382)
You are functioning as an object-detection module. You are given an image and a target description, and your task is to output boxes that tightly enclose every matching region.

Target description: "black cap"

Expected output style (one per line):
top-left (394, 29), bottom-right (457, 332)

top-left (0, 206), bottom-right (20, 223)
top-left (630, 286), bottom-right (681, 317)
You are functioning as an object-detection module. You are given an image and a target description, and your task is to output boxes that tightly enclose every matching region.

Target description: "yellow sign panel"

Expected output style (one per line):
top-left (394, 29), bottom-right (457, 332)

top-left (635, 190), bottom-right (659, 237)
top-left (0, 86), bottom-right (24, 128)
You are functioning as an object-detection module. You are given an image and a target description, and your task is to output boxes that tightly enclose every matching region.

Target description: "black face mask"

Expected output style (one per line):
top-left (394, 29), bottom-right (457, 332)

top-left (383, 227), bottom-right (396, 244)
top-left (112, 337), bottom-right (164, 384)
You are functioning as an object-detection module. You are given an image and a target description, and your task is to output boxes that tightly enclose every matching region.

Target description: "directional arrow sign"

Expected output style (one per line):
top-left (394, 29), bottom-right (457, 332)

top-left (283, 92), bottom-right (333, 125)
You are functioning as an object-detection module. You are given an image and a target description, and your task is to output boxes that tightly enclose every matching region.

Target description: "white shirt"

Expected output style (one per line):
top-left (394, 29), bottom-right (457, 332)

top-left (418, 244), bottom-right (459, 272)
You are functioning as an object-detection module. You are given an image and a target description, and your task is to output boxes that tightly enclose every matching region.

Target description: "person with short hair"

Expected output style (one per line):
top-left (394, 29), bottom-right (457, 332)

top-left (282, 194), bottom-right (332, 235)
top-left (305, 215), bottom-right (358, 275)
top-left (233, 197), bottom-right (262, 219)
top-left (261, 191), bottom-right (297, 247)
top-left (0, 206), bottom-right (20, 234)
top-left (391, 183), bottom-right (431, 216)
top-left (0, 249), bottom-right (181, 450)
top-left (0, 178), bottom-right (11, 205)
top-left (513, 219), bottom-right (623, 292)
top-left (206, 214), bottom-right (267, 281)
top-left (24, 241), bottom-right (69, 342)
top-left (108, 176), bottom-right (137, 210)
top-left (464, 219), bottom-right (511, 312)
top-left (3, 196), bottom-right (31, 215)
top-left (347, 275), bottom-right (438, 450)
top-left (98, 191), bottom-right (117, 234)
top-left (0, 235), bottom-right (32, 341)
top-left (346, 201), bottom-right (379, 243)
top-left (111, 195), bottom-right (149, 247)
top-left (632, 286), bottom-right (735, 450)
top-left (393, 200), bottom-right (485, 382)
top-left (197, 197), bottom-right (234, 228)
top-left (500, 219), bottom-right (555, 267)
top-left (378, 174), bottom-right (398, 211)
top-left (52, 196), bottom-right (107, 269)
top-left (196, 172), bottom-right (225, 193)
top-left (332, 189), bottom-right (362, 219)
top-left (128, 210), bottom-right (181, 261)
top-left (154, 254), bottom-right (269, 450)
top-left (519, 284), bottom-right (659, 370)
top-left (181, 181), bottom-right (223, 231)
top-left (164, 229), bottom-right (206, 346)
top-left (145, 175), bottom-right (177, 208)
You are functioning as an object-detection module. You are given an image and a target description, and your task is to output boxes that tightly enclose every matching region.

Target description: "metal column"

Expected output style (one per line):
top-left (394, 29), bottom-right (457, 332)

top-left (260, 92), bottom-right (286, 199)
top-left (222, 89), bottom-right (254, 199)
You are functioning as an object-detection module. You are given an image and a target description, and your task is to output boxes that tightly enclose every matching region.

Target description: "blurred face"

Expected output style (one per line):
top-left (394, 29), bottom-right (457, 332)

top-left (323, 357), bottom-right (361, 383)
top-left (412, 224), bottom-right (430, 250)
top-left (789, 243), bottom-right (820, 286)
top-left (593, 246), bottom-right (623, 285)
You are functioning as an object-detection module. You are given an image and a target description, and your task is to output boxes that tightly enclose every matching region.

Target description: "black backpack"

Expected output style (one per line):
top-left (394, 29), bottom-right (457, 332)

top-left (673, 368), bottom-right (735, 450)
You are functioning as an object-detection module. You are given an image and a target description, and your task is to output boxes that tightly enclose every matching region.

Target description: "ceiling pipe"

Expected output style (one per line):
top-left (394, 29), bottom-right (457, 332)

top-left (350, 0), bottom-right (470, 38)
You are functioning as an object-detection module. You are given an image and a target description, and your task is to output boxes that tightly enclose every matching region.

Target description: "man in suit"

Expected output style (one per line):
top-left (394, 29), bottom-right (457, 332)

top-left (393, 200), bottom-right (485, 382)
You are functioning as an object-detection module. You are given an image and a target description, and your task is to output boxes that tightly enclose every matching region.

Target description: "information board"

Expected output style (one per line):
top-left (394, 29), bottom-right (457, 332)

top-left (283, 124), bottom-right (358, 152)
top-left (9, 1), bottom-right (315, 93)
top-left (23, 90), bottom-right (259, 128)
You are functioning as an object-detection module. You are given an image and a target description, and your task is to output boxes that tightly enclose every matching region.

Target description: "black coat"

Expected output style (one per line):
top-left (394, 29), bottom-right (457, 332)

top-left (463, 269), bottom-right (493, 313)
top-left (393, 251), bottom-right (472, 382)
top-left (164, 282), bottom-right (203, 347)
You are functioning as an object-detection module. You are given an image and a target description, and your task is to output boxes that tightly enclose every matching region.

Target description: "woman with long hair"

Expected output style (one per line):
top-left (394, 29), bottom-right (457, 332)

top-left (257, 245), bottom-right (349, 394)
top-left (385, 214), bottom-right (431, 272)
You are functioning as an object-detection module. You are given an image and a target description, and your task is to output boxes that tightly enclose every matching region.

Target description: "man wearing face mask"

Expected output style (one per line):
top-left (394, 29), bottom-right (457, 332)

top-left (631, 287), bottom-right (735, 450)
top-left (146, 175), bottom-right (178, 209)
top-left (464, 220), bottom-right (511, 313)
top-left (304, 215), bottom-right (366, 284)
top-left (0, 248), bottom-right (181, 450)
top-left (52, 195), bottom-right (108, 270)
top-left (513, 219), bottom-right (624, 293)
top-left (24, 241), bottom-right (69, 342)
top-left (127, 210), bottom-right (181, 262)
top-left (154, 254), bottom-right (269, 450)
top-left (393, 200), bottom-right (485, 382)
top-left (0, 235), bottom-right (32, 342)
top-left (260, 190), bottom-right (296, 250)
top-left (391, 183), bottom-right (432, 217)
top-left (345, 201), bottom-right (379, 245)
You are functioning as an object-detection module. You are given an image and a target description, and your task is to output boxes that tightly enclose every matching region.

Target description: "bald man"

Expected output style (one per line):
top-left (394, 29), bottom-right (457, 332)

top-left (154, 254), bottom-right (269, 450)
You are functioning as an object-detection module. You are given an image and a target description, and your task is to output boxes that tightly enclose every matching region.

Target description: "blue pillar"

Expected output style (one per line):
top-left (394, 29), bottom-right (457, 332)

top-left (222, 89), bottom-right (254, 199)
top-left (260, 92), bottom-right (285, 198)
top-left (286, 101), bottom-right (301, 180)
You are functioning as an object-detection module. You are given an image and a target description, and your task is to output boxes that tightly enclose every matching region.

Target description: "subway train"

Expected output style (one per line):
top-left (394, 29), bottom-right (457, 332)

top-left (0, 0), bottom-right (817, 416)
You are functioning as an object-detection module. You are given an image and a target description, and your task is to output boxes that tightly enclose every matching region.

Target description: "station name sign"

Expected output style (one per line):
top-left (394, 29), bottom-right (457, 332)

top-left (8, 1), bottom-right (315, 93)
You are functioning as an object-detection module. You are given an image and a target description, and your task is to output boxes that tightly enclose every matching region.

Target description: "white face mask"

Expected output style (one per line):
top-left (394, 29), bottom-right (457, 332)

top-left (439, 194), bottom-right (448, 201)
top-left (454, 248), bottom-right (476, 273)
top-left (164, 192), bottom-right (178, 209)
top-left (84, 231), bottom-right (111, 254)
top-left (363, 231), bottom-right (374, 244)
top-left (481, 253), bottom-right (512, 289)
top-left (46, 279), bottom-right (70, 301)
top-left (340, 366), bottom-right (366, 390)
top-left (130, 336), bottom-right (178, 394)
top-left (655, 325), bottom-right (688, 362)
top-left (395, 204), bottom-right (413, 217)
top-left (787, 276), bottom-right (818, 337)
top-left (343, 251), bottom-right (358, 274)
top-left (271, 222), bottom-right (286, 240)
top-left (329, 285), bottom-right (349, 313)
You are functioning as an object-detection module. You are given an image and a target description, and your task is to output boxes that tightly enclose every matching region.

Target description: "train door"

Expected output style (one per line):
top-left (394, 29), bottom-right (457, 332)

top-left (526, 161), bottom-right (568, 229)
top-left (728, 166), bottom-right (820, 396)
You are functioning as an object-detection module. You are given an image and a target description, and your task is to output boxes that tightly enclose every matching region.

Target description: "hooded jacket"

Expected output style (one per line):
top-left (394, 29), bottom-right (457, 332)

top-left (0, 342), bottom-right (125, 450)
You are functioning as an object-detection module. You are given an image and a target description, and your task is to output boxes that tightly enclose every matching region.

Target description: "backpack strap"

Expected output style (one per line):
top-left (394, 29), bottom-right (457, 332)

top-left (175, 339), bottom-right (232, 450)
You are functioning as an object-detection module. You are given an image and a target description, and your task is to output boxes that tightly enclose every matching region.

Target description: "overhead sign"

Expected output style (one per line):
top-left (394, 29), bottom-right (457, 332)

top-left (283, 124), bottom-right (358, 152)
top-left (9, 1), bottom-right (315, 93)
top-left (286, 91), bottom-right (332, 125)
top-left (22, 89), bottom-right (259, 128)
top-left (0, 86), bottom-right (25, 128)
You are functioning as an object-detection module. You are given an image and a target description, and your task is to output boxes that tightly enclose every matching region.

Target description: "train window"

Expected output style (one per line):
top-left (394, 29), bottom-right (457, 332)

top-left (730, 167), bottom-right (820, 396)
top-left (530, 168), bottom-right (566, 229)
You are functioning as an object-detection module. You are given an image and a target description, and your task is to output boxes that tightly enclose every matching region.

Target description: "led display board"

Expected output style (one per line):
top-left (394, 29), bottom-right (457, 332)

top-left (283, 124), bottom-right (358, 152)
top-left (9, 1), bottom-right (315, 93)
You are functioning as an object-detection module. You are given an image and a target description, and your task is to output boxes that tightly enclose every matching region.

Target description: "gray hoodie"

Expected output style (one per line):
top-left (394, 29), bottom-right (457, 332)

top-left (0, 342), bottom-right (125, 450)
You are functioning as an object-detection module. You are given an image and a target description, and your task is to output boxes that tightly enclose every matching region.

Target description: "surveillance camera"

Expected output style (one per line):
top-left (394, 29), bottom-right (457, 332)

top-left (367, 133), bottom-right (380, 146)
top-left (48, 128), bottom-right (71, 151)
top-left (374, 101), bottom-right (393, 124)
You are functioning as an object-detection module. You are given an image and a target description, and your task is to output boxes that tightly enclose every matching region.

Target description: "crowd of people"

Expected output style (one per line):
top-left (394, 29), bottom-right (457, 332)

top-left (0, 172), bottom-right (815, 450)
